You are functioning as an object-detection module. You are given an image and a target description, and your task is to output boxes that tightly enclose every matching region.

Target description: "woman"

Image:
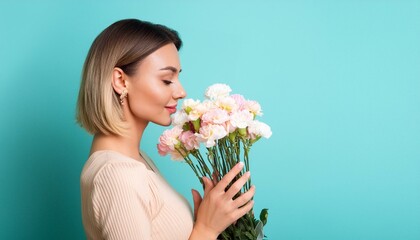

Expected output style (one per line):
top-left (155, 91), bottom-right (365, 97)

top-left (77, 19), bottom-right (255, 240)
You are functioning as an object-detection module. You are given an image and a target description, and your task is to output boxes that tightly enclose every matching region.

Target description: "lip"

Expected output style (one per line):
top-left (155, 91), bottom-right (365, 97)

top-left (165, 105), bottom-right (177, 114)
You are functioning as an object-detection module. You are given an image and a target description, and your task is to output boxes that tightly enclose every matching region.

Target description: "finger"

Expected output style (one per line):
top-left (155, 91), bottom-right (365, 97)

top-left (215, 162), bottom-right (244, 191)
top-left (202, 177), bottom-right (215, 195)
top-left (225, 171), bottom-right (250, 199)
top-left (233, 200), bottom-right (255, 222)
top-left (191, 189), bottom-right (202, 220)
top-left (233, 185), bottom-right (255, 208)
top-left (212, 170), bottom-right (219, 186)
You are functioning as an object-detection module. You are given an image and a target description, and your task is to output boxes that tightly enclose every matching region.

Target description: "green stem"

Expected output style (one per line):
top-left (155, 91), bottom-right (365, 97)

top-left (176, 148), bottom-right (202, 184)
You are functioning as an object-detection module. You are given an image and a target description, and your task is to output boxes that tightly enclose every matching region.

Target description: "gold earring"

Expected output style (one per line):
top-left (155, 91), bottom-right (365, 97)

top-left (120, 89), bottom-right (128, 104)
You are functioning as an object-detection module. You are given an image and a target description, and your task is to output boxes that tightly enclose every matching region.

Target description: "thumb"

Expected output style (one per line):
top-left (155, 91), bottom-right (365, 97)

top-left (191, 189), bottom-right (202, 220)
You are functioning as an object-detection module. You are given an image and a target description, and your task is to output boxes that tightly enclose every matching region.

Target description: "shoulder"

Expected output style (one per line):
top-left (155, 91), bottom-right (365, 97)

top-left (81, 150), bottom-right (151, 190)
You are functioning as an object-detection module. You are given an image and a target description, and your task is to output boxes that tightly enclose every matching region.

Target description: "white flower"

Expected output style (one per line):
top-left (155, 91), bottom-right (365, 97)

top-left (230, 110), bottom-right (253, 129)
top-left (171, 111), bottom-right (188, 126)
top-left (201, 99), bottom-right (217, 109)
top-left (182, 99), bottom-right (207, 121)
top-left (188, 102), bottom-right (208, 121)
top-left (182, 99), bottom-right (200, 113)
top-left (248, 120), bottom-right (272, 139)
top-left (244, 100), bottom-right (262, 116)
top-left (205, 83), bottom-right (232, 100)
top-left (195, 124), bottom-right (228, 147)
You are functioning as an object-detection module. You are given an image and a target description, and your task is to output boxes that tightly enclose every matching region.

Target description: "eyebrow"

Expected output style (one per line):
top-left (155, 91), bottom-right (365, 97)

top-left (159, 66), bottom-right (182, 73)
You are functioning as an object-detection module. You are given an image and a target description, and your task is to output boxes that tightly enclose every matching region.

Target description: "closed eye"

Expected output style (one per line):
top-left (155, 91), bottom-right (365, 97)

top-left (163, 80), bottom-right (173, 85)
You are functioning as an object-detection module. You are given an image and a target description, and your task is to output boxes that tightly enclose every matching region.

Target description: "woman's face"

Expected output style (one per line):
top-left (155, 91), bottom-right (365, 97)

top-left (125, 43), bottom-right (186, 126)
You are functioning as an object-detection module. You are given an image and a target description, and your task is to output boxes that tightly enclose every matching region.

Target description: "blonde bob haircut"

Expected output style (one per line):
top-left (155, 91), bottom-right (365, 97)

top-left (76, 19), bottom-right (182, 136)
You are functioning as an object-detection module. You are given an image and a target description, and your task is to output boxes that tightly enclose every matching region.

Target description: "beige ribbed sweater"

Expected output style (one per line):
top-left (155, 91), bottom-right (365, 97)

top-left (81, 150), bottom-right (194, 240)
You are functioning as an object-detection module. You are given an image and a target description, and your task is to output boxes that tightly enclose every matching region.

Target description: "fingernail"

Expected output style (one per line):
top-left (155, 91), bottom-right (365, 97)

top-left (246, 171), bottom-right (251, 177)
top-left (237, 162), bottom-right (244, 168)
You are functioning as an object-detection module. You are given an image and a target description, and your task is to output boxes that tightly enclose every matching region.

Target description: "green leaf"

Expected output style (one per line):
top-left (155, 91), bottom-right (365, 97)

top-left (244, 231), bottom-right (255, 239)
top-left (234, 228), bottom-right (242, 238)
top-left (182, 122), bottom-right (190, 131)
top-left (259, 208), bottom-right (269, 226)
top-left (192, 119), bottom-right (200, 132)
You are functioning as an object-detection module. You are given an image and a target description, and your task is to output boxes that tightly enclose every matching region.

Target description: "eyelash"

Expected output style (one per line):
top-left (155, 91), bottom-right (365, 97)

top-left (163, 80), bottom-right (173, 85)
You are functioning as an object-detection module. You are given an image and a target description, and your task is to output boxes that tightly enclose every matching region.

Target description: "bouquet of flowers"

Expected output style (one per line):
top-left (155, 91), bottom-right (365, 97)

top-left (157, 83), bottom-right (271, 240)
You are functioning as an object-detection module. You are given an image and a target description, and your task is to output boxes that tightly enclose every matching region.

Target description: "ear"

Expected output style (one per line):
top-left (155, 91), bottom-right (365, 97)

top-left (111, 67), bottom-right (127, 94)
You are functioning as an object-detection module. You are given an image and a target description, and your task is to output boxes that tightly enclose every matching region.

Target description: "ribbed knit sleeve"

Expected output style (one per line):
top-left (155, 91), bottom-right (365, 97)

top-left (92, 162), bottom-right (152, 240)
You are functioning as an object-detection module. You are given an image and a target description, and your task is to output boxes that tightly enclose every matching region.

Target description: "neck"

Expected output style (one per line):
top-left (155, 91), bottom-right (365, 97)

top-left (90, 120), bottom-right (148, 161)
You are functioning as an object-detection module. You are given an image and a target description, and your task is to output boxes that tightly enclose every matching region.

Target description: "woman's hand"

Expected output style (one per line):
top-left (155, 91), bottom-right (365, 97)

top-left (189, 162), bottom-right (256, 240)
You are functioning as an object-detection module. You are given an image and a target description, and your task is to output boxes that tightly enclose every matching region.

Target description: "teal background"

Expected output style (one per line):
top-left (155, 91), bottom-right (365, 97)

top-left (1, 0), bottom-right (419, 239)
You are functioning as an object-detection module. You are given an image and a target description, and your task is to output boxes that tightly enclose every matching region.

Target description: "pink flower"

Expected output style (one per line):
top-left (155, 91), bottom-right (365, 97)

top-left (202, 108), bottom-right (230, 125)
top-left (168, 149), bottom-right (185, 161)
top-left (230, 94), bottom-right (246, 110)
top-left (157, 141), bottom-right (171, 156)
top-left (179, 131), bottom-right (200, 150)
top-left (157, 126), bottom-right (183, 155)
top-left (157, 83), bottom-right (271, 163)
top-left (215, 96), bottom-right (237, 113)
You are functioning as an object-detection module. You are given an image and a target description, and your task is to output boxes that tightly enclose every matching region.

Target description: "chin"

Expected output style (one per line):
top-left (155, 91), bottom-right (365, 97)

top-left (153, 118), bottom-right (172, 127)
top-left (162, 121), bottom-right (171, 127)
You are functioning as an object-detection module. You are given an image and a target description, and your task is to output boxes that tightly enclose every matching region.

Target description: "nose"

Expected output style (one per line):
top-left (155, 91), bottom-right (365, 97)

top-left (174, 81), bottom-right (187, 99)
